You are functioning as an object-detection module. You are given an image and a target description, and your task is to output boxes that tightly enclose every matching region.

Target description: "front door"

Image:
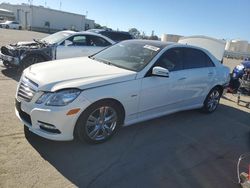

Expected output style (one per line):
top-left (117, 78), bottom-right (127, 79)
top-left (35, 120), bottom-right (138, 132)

top-left (138, 48), bottom-right (188, 119)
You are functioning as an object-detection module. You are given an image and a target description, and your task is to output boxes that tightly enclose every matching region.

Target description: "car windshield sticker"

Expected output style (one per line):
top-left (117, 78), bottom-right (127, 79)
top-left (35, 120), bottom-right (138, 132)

top-left (143, 45), bottom-right (160, 51)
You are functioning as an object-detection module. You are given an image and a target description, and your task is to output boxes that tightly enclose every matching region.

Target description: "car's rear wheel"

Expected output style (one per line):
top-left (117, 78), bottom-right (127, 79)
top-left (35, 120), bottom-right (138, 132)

top-left (6, 25), bottom-right (9, 29)
top-left (18, 26), bottom-right (22, 30)
top-left (75, 101), bottom-right (122, 144)
top-left (202, 87), bottom-right (222, 113)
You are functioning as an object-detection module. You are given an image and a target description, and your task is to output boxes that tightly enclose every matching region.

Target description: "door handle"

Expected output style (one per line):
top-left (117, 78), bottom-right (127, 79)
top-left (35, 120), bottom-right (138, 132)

top-left (178, 77), bottom-right (187, 81)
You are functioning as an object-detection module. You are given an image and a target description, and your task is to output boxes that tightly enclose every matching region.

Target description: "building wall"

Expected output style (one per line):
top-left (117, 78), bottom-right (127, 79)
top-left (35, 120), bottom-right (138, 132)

top-left (0, 3), bottom-right (31, 28)
top-left (30, 6), bottom-right (86, 32)
top-left (161, 34), bottom-right (182, 42)
top-left (0, 8), bottom-right (15, 21)
top-left (84, 19), bottom-right (95, 30)
top-left (248, 44), bottom-right (250, 54)
top-left (0, 3), bottom-right (95, 32)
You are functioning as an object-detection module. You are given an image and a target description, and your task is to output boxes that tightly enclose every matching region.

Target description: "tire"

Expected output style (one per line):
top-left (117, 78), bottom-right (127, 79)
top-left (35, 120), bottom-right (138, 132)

top-left (74, 100), bottom-right (123, 144)
top-left (6, 25), bottom-right (9, 29)
top-left (18, 26), bottom-right (22, 30)
top-left (18, 55), bottom-right (45, 72)
top-left (202, 87), bottom-right (222, 113)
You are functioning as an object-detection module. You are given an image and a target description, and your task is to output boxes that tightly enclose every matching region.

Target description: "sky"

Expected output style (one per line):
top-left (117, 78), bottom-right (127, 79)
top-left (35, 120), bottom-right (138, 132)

top-left (1, 0), bottom-right (250, 41)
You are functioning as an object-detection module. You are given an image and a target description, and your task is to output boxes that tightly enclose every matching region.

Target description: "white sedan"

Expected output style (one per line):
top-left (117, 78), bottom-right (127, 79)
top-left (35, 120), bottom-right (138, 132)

top-left (15, 38), bottom-right (230, 144)
top-left (0, 20), bottom-right (22, 29)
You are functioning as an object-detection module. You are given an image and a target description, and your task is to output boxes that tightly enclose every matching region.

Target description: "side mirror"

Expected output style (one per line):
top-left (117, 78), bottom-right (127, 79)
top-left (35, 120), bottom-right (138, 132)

top-left (152, 66), bottom-right (169, 77)
top-left (64, 40), bottom-right (73, 46)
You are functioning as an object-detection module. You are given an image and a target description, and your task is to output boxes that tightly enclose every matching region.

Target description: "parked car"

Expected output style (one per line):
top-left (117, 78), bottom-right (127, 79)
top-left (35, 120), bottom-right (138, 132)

top-left (0, 30), bottom-right (115, 70)
top-left (87, 29), bottom-right (133, 42)
top-left (0, 20), bottom-right (22, 29)
top-left (15, 39), bottom-right (230, 144)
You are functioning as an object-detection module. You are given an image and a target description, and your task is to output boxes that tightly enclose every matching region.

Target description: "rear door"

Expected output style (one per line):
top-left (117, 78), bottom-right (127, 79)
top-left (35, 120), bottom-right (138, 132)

top-left (181, 47), bottom-right (216, 105)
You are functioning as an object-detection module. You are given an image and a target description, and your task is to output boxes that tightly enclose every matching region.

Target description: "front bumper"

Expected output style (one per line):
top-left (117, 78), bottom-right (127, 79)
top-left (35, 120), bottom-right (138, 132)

top-left (15, 96), bottom-right (91, 141)
top-left (0, 52), bottom-right (19, 66)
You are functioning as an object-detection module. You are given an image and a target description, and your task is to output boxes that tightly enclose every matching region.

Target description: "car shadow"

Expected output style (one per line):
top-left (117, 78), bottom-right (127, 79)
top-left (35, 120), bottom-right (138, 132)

top-left (26, 104), bottom-right (250, 188)
top-left (1, 65), bottom-right (21, 82)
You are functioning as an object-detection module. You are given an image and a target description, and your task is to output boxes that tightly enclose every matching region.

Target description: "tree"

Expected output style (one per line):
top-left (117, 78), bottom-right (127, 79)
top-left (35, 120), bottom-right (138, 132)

top-left (128, 28), bottom-right (140, 39)
top-left (148, 35), bottom-right (159, 40)
top-left (94, 23), bottom-right (104, 29)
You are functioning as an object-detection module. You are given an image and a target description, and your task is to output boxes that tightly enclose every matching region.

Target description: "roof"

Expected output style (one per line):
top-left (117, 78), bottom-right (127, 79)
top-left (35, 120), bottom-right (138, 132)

top-left (0, 8), bottom-right (14, 13)
top-left (125, 39), bottom-right (171, 49)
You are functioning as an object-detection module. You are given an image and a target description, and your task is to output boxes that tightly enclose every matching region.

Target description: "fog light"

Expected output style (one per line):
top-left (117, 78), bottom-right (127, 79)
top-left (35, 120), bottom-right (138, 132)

top-left (37, 121), bottom-right (61, 134)
top-left (38, 121), bottom-right (56, 129)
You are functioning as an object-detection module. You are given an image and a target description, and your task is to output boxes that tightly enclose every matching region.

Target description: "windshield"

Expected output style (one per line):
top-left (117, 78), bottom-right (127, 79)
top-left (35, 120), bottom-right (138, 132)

top-left (92, 40), bottom-right (165, 72)
top-left (41, 31), bottom-right (72, 44)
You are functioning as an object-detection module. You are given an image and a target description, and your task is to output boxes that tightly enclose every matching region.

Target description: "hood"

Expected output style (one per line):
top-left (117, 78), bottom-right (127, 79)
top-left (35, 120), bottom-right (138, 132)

top-left (178, 36), bottom-right (226, 62)
top-left (24, 57), bottom-right (137, 91)
top-left (9, 40), bottom-right (50, 50)
top-left (16, 41), bottom-right (36, 46)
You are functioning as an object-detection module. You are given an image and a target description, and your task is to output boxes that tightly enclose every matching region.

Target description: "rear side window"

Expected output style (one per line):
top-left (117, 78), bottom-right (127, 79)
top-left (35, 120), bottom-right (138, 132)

top-left (183, 48), bottom-right (214, 69)
top-left (100, 31), bottom-right (133, 42)
top-left (87, 35), bottom-right (111, 47)
top-left (155, 48), bottom-right (183, 71)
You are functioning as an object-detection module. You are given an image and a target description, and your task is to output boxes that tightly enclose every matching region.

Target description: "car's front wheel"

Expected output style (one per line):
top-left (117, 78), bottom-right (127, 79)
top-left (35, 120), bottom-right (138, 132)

top-left (75, 101), bottom-right (122, 144)
top-left (202, 87), bottom-right (222, 113)
top-left (19, 55), bottom-right (45, 72)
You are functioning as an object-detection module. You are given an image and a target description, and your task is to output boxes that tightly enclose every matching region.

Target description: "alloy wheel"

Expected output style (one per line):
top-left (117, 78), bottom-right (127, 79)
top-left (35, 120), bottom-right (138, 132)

top-left (85, 106), bottom-right (117, 141)
top-left (207, 90), bottom-right (220, 112)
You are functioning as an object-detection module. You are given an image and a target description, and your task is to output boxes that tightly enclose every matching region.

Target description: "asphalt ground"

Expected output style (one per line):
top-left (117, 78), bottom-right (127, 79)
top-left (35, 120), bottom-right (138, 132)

top-left (0, 28), bottom-right (249, 188)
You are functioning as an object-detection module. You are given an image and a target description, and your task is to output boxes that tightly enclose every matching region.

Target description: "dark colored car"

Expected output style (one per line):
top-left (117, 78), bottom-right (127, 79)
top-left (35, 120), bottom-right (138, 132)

top-left (87, 29), bottom-right (133, 42)
top-left (228, 60), bottom-right (250, 92)
top-left (232, 61), bottom-right (250, 79)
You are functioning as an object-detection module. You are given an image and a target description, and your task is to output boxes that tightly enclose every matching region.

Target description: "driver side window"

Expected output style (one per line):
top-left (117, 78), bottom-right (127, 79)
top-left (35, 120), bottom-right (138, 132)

top-left (155, 48), bottom-right (183, 71)
top-left (62, 35), bottom-right (87, 46)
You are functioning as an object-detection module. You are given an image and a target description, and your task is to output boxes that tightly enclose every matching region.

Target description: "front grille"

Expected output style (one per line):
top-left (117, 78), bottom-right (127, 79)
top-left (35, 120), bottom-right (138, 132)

top-left (17, 77), bottom-right (38, 102)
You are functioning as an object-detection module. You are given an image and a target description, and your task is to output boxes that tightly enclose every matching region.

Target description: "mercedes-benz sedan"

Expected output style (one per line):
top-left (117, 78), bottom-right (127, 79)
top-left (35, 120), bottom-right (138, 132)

top-left (15, 38), bottom-right (230, 143)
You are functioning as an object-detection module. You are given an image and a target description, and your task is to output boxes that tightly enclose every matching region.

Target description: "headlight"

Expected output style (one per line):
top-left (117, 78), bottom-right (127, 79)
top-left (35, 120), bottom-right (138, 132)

top-left (36, 92), bottom-right (52, 104)
top-left (36, 89), bottom-right (81, 106)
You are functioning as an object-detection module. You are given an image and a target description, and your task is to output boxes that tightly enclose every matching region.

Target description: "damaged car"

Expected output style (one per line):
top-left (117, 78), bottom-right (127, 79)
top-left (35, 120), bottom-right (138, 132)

top-left (0, 30), bottom-right (115, 71)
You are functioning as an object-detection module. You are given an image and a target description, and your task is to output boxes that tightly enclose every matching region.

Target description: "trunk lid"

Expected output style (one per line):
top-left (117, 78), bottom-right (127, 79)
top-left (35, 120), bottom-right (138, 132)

top-left (178, 36), bottom-right (226, 62)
